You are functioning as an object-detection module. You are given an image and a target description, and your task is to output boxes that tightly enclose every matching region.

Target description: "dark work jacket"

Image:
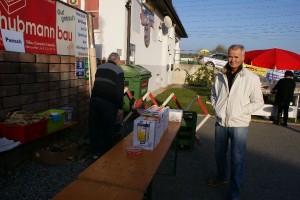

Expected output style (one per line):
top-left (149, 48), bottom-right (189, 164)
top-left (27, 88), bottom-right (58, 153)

top-left (273, 78), bottom-right (296, 106)
top-left (91, 61), bottom-right (124, 109)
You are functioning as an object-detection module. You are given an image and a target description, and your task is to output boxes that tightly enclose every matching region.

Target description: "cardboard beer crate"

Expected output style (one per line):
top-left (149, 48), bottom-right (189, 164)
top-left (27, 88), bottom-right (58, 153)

top-left (33, 142), bottom-right (77, 165)
top-left (177, 111), bottom-right (197, 151)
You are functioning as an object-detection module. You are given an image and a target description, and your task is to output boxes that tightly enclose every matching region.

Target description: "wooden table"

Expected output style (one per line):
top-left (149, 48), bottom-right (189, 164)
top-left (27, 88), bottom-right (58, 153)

top-left (53, 180), bottom-right (143, 200)
top-left (52, 122), bottom-right (181, 200)
top-left (77, 122), bottom-right (181, 192)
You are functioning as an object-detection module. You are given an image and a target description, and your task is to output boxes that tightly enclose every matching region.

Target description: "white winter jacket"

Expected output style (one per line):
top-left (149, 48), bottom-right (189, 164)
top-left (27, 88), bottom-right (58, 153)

top-left (211, 65), bottom-right (264, 127)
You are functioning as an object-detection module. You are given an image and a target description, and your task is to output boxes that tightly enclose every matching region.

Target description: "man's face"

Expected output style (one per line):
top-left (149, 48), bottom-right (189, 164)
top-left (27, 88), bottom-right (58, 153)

top-left (228, 48), bottom-right (244, 70)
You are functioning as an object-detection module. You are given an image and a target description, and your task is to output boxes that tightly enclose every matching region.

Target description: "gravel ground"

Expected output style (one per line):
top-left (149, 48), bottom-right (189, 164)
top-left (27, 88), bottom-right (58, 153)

top-left (0, 152), bottom-right (94, 200)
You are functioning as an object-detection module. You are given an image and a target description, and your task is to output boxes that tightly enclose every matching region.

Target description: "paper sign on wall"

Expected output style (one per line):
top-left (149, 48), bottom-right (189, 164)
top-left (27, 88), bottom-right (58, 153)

top-left (1, 29), bottom-right (25, 52)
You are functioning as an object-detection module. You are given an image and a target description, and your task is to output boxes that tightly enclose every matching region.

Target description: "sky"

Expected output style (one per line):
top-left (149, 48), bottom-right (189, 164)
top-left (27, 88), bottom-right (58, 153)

top-left (172, 0), bottom-right (300, 54)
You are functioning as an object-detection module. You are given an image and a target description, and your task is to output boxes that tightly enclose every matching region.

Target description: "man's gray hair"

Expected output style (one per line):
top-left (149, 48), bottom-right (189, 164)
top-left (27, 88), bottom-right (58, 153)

top-left (108, 52), bottom-right (120, 63)
top-left (228, 44), bottom-right (245, 54)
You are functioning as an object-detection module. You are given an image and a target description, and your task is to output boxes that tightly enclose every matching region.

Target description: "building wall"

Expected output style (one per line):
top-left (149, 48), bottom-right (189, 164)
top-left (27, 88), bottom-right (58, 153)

top-left (0, 51), bottom-right (90, 130)
top-left (172, 64), bottom-right (200, 85)
top-left (90, 0), bottom-right (180, 92)
top-left (98, 0), bottom-right (127, 60)
top-left (64, 0), bottom-right (182, 92)
top-left (129, 0), bottom-right (177, 91)
top-left (174, 41), bottom-right (181, 64)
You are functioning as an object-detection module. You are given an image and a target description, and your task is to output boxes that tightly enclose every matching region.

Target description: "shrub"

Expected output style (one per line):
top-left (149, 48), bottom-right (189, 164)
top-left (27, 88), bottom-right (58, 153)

top-left (184, 65), bottom-right (216, 86)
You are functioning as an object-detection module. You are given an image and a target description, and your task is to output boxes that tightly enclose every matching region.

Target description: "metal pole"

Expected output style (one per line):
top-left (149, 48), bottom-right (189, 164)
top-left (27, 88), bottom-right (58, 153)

top-left (295, 94), bottom-right (299, 123)
top-left (125, 0), bottom-right (132, 64)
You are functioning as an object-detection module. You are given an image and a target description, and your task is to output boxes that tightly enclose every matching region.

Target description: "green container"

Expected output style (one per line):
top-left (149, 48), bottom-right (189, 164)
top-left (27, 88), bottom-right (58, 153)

top-left (39, 109), bottom-right (65, 132)
top-left (121, 64), bottom-right (152, 113)
top-left (177, 111), bottom-right (197, 151)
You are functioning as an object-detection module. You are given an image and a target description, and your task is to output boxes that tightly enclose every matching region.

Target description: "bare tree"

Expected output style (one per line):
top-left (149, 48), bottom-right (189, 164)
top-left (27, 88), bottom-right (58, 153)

top-left (212, 44), bottom-right (227, 54)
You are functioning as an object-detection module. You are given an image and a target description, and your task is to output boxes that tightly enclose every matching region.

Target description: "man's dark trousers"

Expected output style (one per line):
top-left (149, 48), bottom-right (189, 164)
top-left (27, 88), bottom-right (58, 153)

top-left (277, 104), bottom-right (289, 125)
top-left (89, 97), bottom-right (117, 156)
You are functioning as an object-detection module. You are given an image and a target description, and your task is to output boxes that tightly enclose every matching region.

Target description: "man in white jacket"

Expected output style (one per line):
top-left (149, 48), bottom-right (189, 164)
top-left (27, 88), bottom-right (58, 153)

top-left (208, 44), bottom-right (264, 200)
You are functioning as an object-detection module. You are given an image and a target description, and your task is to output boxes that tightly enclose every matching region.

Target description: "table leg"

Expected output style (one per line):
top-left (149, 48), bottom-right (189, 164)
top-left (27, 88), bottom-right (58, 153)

top-left (144, 180), bottom-right (152, 200)
top-left (173, 137), bottom-right (178, 176)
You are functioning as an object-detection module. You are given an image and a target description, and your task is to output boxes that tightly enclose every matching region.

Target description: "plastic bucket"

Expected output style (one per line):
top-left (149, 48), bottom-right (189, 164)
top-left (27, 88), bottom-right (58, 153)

top-left (51, 112), bottom-right (61, 122)
top-left (59, 107), bottom-right (73, 124)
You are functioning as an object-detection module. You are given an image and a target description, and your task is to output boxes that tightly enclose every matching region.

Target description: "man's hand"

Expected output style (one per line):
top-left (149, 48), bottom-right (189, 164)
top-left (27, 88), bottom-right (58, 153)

top-left (117, 109), bottom-right (123, 116)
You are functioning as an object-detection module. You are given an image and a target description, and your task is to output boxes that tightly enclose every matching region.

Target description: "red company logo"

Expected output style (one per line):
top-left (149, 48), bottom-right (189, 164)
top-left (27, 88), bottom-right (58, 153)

top-left (0, 0), bottom-right (26, 15)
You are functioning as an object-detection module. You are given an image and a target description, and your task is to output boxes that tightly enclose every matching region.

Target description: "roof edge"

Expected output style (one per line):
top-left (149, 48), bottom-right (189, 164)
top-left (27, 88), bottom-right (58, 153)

top-left (162, 0), bottom-right (188, 38)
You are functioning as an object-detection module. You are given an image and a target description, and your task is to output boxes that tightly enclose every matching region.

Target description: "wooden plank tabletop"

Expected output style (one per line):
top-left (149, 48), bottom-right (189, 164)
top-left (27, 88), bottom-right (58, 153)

top-left (52, 180), bottom-right (143, 200)
top-left (77, 121), bottom-right (181, 192)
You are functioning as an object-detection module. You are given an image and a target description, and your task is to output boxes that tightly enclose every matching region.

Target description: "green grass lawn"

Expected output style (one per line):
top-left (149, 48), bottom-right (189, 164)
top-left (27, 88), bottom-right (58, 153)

top-left (147, 86), bottom-right (214, 115)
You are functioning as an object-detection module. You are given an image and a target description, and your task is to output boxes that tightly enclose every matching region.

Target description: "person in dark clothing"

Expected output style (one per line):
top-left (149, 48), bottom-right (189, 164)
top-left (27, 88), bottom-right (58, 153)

top-left (89, 52), bottom-right (124, 159)
top-left (272, 70), bottom-right (296, 127)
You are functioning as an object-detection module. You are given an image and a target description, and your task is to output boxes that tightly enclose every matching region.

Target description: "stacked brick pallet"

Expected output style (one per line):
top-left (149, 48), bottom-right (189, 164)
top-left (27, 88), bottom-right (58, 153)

top-left (0, 50), bottom-right (90, 168)
top-left (0, 50), bottom-right (90, 125)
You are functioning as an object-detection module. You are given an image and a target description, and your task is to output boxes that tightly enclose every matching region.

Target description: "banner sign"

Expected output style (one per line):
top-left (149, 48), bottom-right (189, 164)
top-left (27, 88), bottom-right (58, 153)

top-left (245, 64), bottom-right (287, 81)
top-left (0, 0), bottom-right (87, 57)
top-left (266, 69), bottom-right (285, 81)
top-left (75, 10), bottom-right (88, 57)
top-left (244, 64), bottom-right (268, 77)
top-left (56, 1), bottom-right (76, 55)
top-left (0, 0), bottom-right (56, 53)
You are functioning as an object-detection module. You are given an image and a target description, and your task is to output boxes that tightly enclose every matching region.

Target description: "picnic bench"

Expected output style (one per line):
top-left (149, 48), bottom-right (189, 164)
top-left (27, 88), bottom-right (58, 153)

top-left (53, 121), bottom-right (181, 200)
top-left (52, 180), bottom-right (144, 200)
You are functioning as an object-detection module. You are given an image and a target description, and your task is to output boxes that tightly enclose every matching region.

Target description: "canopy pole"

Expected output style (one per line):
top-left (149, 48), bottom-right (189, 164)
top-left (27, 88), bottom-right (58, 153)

top-left (87, 12), bottom-right (97, 89)
top-left (125, 0), bottom-right (132, 65)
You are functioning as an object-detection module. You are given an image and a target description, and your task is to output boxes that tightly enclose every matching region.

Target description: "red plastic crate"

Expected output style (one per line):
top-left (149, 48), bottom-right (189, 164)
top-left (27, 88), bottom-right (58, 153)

top-left (0, 118), bottom-right (48, 144)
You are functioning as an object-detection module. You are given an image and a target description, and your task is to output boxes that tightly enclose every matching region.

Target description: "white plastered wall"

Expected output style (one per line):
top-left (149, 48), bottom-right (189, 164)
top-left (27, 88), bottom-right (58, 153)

top-left (97, 0), bottom-right (127, 61)
top-left (130, 0), bottom-right (177, 92)
top-left (76, 0), bottom-right (181, 92)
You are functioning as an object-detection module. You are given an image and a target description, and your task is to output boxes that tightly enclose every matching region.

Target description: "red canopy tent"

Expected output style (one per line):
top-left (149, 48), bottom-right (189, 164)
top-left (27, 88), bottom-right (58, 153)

top-left (244, 48), bottom-right (300, 70)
